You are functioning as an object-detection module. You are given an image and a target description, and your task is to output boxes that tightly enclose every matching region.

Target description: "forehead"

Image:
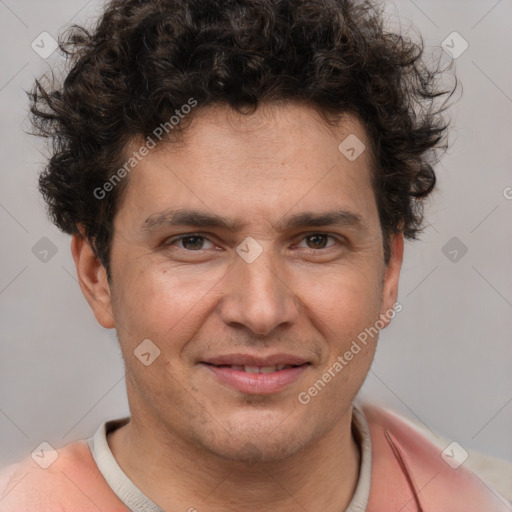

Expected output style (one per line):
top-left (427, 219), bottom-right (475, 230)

top-left (117, 102), bottom-right (378, 231)
top-left (161, 102), bottom-right (372, 174)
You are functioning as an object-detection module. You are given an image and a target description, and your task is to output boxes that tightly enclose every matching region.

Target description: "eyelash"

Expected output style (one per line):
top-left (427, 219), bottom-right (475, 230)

top-left (163, 232), bottom-right (342, 252)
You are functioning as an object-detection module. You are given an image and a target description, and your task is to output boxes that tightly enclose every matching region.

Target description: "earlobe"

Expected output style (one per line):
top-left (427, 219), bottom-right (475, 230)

top-left (379, 232), bottom-right (404, 327)
top-left (71, 229), bottom-right (115, 329)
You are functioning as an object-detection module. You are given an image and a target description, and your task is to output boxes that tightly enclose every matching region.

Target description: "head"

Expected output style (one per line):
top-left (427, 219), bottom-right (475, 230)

top-left (30, 0), bottom-right (454, 462)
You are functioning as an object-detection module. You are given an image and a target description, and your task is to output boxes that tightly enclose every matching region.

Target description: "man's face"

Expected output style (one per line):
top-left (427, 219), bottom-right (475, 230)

top-left (97, 103), bottom-right (402, 462)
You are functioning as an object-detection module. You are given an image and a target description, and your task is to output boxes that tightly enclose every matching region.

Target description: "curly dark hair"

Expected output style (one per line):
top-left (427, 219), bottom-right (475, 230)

top-left (30, 0), bottom-right (457, 277)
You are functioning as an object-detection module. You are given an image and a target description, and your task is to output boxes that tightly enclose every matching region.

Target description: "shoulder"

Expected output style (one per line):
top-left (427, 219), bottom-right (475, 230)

top-left (0, 438), bottom-right (128, 512)
top-left (359, 403), bottom-right (511, 512)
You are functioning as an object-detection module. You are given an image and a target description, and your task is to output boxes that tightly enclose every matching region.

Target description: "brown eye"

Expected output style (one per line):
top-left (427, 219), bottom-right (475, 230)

top-left (166, 235), bottom-right (214, 251)
top-left (303, 234), bottom-right (332, 249)
top-left (181, 236), bottom-right (205, 250)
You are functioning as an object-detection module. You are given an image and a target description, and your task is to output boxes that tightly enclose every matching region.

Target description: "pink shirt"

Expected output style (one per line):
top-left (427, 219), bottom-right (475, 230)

top-left (0, 404), bottom-right (509, 511)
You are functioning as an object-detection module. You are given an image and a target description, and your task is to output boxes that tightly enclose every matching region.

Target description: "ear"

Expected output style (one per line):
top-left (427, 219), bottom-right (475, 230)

top-left (379, 232), bottom-right (404, 328)
top-left (70, 228), bottom-right (115, 329)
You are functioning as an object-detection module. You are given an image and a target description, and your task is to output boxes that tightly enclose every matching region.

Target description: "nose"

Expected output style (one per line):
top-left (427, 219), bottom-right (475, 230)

top-left (219, 248), bottom-right (300, 336)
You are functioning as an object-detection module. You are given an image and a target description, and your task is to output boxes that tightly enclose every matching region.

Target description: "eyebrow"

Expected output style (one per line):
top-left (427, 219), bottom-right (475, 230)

top-left (142, 208), bottom-right (366, 233)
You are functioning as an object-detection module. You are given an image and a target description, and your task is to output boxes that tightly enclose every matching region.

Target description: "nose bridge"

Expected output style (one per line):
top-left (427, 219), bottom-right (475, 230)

top-left (220, 244), bottom-right (299, 335)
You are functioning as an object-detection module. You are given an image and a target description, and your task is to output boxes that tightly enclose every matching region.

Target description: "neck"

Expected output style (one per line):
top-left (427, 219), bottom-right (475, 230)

top-left (107, 408), bottom-right (361, 512)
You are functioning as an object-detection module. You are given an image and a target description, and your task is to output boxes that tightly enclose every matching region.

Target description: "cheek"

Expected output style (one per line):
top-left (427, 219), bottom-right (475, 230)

top-left (110, 262), bottom-right (224, 346)
top-left (294, 265), bottom-right (383, 336)
top-left (296, 271), bottom-right (381, 410)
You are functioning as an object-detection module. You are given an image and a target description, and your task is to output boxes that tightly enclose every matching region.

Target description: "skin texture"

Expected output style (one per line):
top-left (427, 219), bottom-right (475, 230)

top-left (71, 102), bottom-right (403, 511)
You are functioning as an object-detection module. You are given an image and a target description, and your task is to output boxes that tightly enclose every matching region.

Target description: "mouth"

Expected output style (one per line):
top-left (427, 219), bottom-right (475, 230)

top-left (200, 357), bottom-right (311, 395)
top-left (203, 363), bottom-right (305, 373)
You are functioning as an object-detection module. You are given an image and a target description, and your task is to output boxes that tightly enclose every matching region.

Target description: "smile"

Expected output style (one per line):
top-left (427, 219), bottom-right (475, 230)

top-left (209, 364), bottom-right (298, 373)
top-left (201, 362), bottom-right (311, 395)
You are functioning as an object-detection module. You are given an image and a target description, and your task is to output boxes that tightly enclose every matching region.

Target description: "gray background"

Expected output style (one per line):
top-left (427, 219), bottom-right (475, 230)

top-left (1, 0), bottom-right (511, 468)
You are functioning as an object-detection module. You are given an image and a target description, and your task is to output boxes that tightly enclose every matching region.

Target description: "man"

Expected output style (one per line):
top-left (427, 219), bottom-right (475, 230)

top-left (0, 0), bottom-right (510, 510)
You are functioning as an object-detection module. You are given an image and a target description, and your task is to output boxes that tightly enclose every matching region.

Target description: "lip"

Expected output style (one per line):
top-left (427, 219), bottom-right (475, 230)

top-left (200, 356), bottom-right (310, 395)
top-left (202, 353), bottom-right (309, 367)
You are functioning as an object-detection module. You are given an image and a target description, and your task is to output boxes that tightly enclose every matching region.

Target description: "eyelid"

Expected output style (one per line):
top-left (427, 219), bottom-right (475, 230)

top-left (293, 232), bottom-right (341, 249)
top-left (164, 233), bottom-right (215, 250)
top-left (163, 231), bottom-right (344, 251)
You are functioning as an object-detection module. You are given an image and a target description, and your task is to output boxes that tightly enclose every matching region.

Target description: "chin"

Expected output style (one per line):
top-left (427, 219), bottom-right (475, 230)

top-left (195, 415), bottom-right (314, 465)
top-left (213, 436), bottom-right (304, 465)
